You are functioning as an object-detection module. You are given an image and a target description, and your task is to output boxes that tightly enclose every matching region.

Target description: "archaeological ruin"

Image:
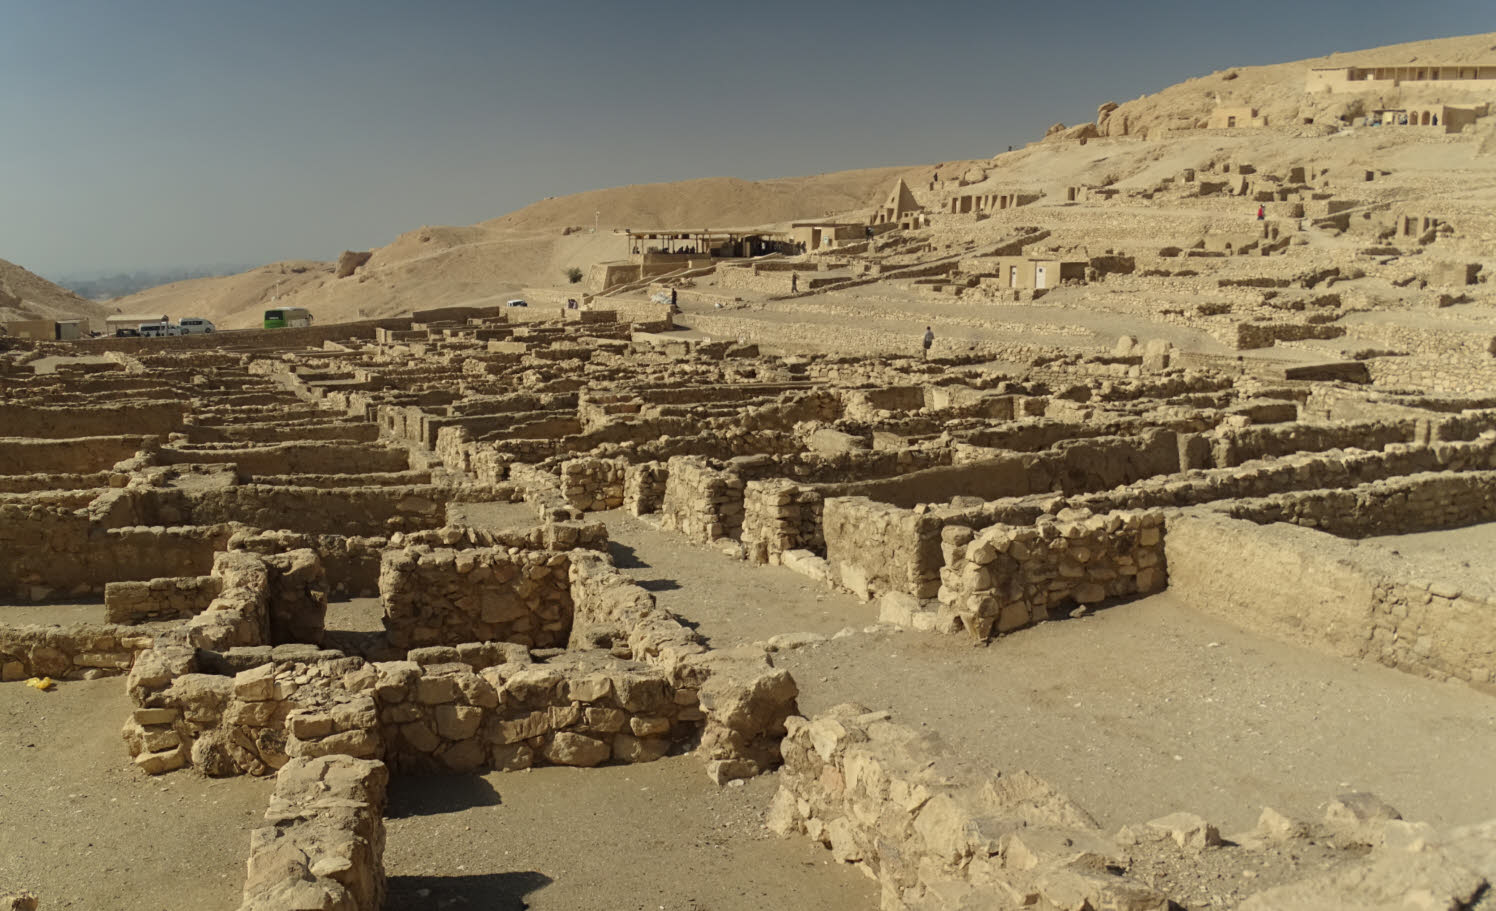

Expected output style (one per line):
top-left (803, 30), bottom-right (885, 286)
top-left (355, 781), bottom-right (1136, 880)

top-left (5, 29), bottom-right (1496, 911)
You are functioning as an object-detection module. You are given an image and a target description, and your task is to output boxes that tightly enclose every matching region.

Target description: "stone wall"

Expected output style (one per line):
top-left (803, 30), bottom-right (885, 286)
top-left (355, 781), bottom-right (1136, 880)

top-left (822, 497), bottom-right (944, 600)
top-left (1166, 512), bottom-right (1496, 688)
top-left (1210, 419), bottom-right (1417, 467)
top-left (0, 623), bottom-right (157, 681)
top-left (741, 480), bottom-right (824, 565)
top-left (0, 435), bottom-right (152, 474)
top-left (104, 574), bottom-right (222, 624)
top-left (922, 508), bottom-right (1167, 639)
top-left (378, 546), bottom-right (573, 649)
top-left (0, 508), bottom-right (226, 597)
top-left (660, 457), bottom-right (744, 544)
top-left (559, 456), bottom-right (626, 511)
top-left (768, 703), bottom-right (1168, 910)
top-left (0, 401), bottom-right (184, 438)
top-left (623, 461), bottom-right (668, 515)
top-left (237, 756), bottom-right (388, 911)
top-left (155, 441), bottom-right (411, 476)
top-left (1223, 470), bottom-right (1496, 537)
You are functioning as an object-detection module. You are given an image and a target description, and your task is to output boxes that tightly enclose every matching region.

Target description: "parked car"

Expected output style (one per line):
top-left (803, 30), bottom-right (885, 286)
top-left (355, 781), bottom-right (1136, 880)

top-left (178, 317), bottom-right (215, 334)
top-left (138, 321), bottom-right (180, 337)
top-left (114, 327), bottom-right (140, 338)
top-left (505, 299), bottom-right (528, 308)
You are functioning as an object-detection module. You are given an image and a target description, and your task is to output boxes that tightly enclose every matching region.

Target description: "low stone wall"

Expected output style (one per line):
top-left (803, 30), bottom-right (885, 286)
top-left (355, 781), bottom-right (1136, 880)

top-left (155, 440), bottom-right (410, 476)
top-left (822, 497), bottom-right (943, 600)
top-left (104, 574), bottom-right (222, 623)
top-left (237, 756), bottom-right (388, 911)
top-left (1211, 419), bottom-right (1417, 467)
top-left (661, 457), bottom-right (744, 543)
top-left (559, 457), bottom-right (625, 511)
top-left (741, 480), bottom-right (823, 565)
top-left (768, 704), bottom-right (1167, 910)
top-left (1223, 470), bottom-right (1496, 537)
top-left (922, 508), bottom-right (1167, 639)
top-left (1166, 512), bottom-right (1496, 688)
top-left (623, 461), bottom-right (668, 515)
top-left (0, 623), bottom-right (158, 681)
top-left (378, 547), bottom-right (573, 649)
top-left (0, 510), bottom-right (226, 598)
top-left (0, 434), bottom-right (152, 474)
top-left (0, 401), bottom-right (184, 439)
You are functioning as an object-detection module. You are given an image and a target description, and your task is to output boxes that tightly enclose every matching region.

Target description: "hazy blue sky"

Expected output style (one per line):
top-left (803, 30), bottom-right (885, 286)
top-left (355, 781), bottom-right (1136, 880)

top-left (2, 0), bottom-right (1493, 277)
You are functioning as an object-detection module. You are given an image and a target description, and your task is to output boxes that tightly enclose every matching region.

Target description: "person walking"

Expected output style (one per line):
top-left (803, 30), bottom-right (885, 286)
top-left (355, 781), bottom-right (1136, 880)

top-left (922, 325), bottom-right (934, 359)
top-left (791, 273), bottom-right (799, 293)
top-left (1256, 205), bottom-right (1266, 220)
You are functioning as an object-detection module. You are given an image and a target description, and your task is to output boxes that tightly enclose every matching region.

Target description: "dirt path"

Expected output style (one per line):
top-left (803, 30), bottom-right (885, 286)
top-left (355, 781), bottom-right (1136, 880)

top-left (596, 510), bottom-right (875, 647)
top-left (0, 678), bottom-right (272, 910)
top-left (382, 757), bottom-right (875, 911)
top-left (773, 593), bottom-right (1496, 833)
top-left (0, 600), bottom-right (106, 626)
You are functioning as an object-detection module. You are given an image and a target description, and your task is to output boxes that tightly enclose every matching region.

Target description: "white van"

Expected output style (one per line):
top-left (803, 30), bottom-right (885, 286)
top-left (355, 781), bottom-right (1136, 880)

top-left (138, 321), bottom-right (180, 338)
top-left (178, 317), bottom-right (215, 334)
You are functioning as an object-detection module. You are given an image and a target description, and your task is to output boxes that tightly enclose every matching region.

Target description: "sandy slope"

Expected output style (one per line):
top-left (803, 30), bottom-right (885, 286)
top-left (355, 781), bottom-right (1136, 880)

top-left (0, 257), bottom-right (111, 327)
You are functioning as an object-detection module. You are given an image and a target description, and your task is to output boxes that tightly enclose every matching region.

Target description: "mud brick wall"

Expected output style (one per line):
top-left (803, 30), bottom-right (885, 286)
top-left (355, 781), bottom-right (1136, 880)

top-left (623, 461), bottom-right (669, 515)
top-left (661, 457), bottom-right (745, 543)
top-left (768, 704), bottom-right (1165, 910)
top-left (182, 484), bottom-right (453, 535)
top-left (0, 507), bottom-right (226, 597)
top-left (1224, 470), bottom-right (1496, 537)
top-left (822, 496), bottom-right (945, 600)
top-left (1063, 435), bottom-right (1496, 516)
top-left (0, 401), bottom-right (185, 438)
top-left (0, 624), bottom-right (157, 682)
top-left (0, 435), bottom-right (152, 473)
top-left (237, 756), bottom-right (388, 911)
top-left (932, 509), bottom-right (1167, 640)
top-left (824, 430), bottom-right (1182, 509)
top-left (0, 471), bottom-right (115, 493)
top-left (1210, 419), bottom-right (1417, 467)
top-left (741, 480), bottom-right (824, 564)
top-left (184, 420), bottom-right (381, 445)
top-left (559, 457), bottom-right (626, 511)
top-left (379, 547), bottom-right (573, 649)
top-left (1166, 513), bottom-right (1496, 688)
top-left (105, 574), bottom-right (222, 623)
top-left (156, 441), bottom-right (411, 476)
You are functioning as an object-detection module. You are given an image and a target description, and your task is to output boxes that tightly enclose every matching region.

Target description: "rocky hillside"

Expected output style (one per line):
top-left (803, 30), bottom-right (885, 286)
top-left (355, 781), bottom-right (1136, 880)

top-left (0, 257), bottom-right (112, 326)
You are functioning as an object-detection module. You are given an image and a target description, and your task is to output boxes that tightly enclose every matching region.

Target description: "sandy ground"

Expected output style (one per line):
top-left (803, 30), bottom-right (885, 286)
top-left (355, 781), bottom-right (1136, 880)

top-left (1359, 521), bottom-right (1496, 596)
top-left (773, 594), bottom-right (1496, 833)
top-left (590, 511), bottom-right (1496, 835)
top-left (0, 678), bottom-right (272, 910)
top-left (598, 510), bottom-right (875, 647)
top-left (383, 757), bottom-right (875, 911)
top-left (0, 600), bottom-right (106, 626)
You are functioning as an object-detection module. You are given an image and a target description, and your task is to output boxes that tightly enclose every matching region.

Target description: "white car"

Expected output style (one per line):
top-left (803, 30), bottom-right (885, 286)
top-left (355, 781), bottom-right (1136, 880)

top-left (138, 321), bottom-right (180, 337)
top-left (178, 317), bottom-right (215, 334)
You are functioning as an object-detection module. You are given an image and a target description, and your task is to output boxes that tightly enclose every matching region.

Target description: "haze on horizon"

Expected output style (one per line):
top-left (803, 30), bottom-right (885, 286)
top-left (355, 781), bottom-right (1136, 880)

top-left (2, 0), bottom-right (1493, 280)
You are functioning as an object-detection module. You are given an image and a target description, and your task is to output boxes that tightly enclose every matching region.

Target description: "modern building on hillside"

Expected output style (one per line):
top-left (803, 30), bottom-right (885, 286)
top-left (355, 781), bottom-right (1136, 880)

top-left (1307, 64), bottom-right (1496, 94)
top-left (1369, 103), bottom-right (1489, 133)
top-left (1207, 106), bottom-right (1268, 129)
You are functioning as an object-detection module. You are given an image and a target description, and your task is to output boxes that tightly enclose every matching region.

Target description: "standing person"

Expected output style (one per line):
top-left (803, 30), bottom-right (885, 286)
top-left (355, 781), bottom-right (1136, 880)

top-left (670, 288), bottom-right (677, 308)
top-left (791, 273), bottom-right (798, 293)
top-left (1257, 204), bottom-right (1266, 220)
top-left (922, 325), bottom-right (934, 359)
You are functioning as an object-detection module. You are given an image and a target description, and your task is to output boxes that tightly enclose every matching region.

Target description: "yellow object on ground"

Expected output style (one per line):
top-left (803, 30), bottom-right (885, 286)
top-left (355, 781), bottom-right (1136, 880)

top-left (24, 677), bottom-right (55, 691)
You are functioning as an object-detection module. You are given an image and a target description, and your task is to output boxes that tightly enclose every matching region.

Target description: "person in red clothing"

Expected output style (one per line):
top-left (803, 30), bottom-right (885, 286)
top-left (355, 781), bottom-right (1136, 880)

top-left (1257, 205), bottom-right (1266, 220)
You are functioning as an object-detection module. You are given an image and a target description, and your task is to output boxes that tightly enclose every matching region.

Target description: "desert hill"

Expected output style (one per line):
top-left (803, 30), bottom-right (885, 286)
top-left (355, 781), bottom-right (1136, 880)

top-left (108, 31), bottom-right (1496, 331)
top-left (0, 257), bottom-right (111, 327)
top-left (1093, 32), bottom-right (1496, 140)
